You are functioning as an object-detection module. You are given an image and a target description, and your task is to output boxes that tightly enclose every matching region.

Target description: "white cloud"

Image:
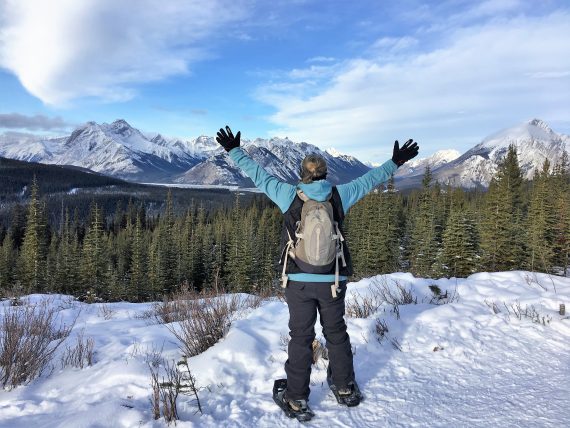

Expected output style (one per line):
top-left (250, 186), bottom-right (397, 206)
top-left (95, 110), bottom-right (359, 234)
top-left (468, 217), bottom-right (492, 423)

top-left (371, 36), bottom-right (418, 53)
top-left (0, 0), bottom-right (249, 105)
top-left (257, 12), bottom-right (570, 161)
top-left (307, 56), bottom-right (336, 63)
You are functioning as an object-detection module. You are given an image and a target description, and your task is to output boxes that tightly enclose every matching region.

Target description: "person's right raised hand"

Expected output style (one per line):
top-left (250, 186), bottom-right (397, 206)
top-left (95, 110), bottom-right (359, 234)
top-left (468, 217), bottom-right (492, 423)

top-left (216, 126), bottom-right (241, 152)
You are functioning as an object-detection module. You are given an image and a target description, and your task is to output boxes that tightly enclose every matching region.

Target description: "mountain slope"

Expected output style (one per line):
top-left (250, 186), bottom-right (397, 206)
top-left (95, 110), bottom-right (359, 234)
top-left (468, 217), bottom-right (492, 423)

top-left (396, 119), bottom-right (570, 189)
top-left (0, 122), bottom-right (370, 186)
top-left (176, 137), bottom-right (371, 186)
top-left (2, 118), bottom-right (568, 188)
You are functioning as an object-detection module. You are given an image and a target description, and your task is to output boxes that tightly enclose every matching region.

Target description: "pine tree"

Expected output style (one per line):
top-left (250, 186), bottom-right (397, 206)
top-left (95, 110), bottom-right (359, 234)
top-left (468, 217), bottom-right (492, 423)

top-left (410, 166), bottom-right (439, 277)
top-left (10, 203), bottom-right (27, 249)
top-left (19, 176), bottom-right (48, 292)
top-left (480, 145), bottom-right (526, 271)
top-left (54, 208), bottom-right (80, 296)
top-left (439, 203), bottom-right (480, 277)
top-left (157, 190), bottom-right (179, 294)
top-left (552, 151), bottom-right (570, 275)
top-left (377, 176), bottom-right (401, 273)
top-left (129, 212), bottom-right (148, 301)
top-left (526, 160), bottom-right (556, 272)
top-left (0, 232), bottom-right (16, 291)
top-left (226, 193), bottom-right (254, 292)
top-left (81, 202), bottom-right (107, 299)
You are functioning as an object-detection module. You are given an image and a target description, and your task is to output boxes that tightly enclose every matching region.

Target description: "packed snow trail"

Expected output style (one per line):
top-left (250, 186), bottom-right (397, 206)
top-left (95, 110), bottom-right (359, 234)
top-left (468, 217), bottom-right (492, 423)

top-left (0, 271), bottom-right (569, 427)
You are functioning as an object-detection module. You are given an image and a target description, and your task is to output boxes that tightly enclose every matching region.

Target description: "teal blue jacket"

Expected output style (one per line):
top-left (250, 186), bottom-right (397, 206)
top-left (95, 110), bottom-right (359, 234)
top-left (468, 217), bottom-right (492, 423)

top-left (228, 147), bottom-right (398, 282)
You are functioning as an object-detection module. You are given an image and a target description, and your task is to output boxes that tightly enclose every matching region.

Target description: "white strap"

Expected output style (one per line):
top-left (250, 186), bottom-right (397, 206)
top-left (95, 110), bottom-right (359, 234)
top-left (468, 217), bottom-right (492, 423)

top-left (296, 189), bottom-right (309, 202)
top-left (281, 230), bottom-right (295, 288)
top-left (331, 249), bottom-right (341, 298)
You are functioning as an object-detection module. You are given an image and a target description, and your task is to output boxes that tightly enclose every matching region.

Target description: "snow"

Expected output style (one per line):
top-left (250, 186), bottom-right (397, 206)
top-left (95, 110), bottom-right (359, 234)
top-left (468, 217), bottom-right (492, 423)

top-left (1, 271), bottom-right (568, 427)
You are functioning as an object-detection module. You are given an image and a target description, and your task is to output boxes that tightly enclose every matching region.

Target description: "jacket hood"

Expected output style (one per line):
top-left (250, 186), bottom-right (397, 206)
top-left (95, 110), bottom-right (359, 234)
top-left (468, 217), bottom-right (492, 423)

top-left (297, 180), bottom-right (332, 202)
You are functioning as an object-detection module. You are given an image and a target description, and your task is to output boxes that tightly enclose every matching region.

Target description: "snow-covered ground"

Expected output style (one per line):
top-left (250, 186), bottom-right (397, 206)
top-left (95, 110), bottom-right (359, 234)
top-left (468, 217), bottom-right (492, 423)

top-left (1, 271), bottom-right (569, 427)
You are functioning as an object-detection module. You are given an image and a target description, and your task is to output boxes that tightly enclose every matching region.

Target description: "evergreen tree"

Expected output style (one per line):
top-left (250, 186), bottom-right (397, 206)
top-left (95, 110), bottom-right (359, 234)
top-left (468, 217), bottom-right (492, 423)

top-left (439, 202), bottom-right (480, 277)
top-left (226, 193), bottom-right (254, 292)
top-left (129, 212), bottom-right (148, 301)
top-left (526, 160), bottom-right (556, 272)
top-left (53, 208), bottom-right (80, 295)
top-left (10, 203), bottom-right (27, 249)
top-left (552, 151), bottom-right (570, 275)
top-left (409, 166), bottom-right (439, 277)
top-left (376, 176), bottom-right (401, 273)
top-left (0, 232), bottom-right (16, 291)
top-left (157, 190), bottom-right (179, 294)
top-left (480, 145), bottom-right (526, 271)
top-left (19, 177), bottom-right (48, 292)
top-left (81, 202), bottom-right (107, 299)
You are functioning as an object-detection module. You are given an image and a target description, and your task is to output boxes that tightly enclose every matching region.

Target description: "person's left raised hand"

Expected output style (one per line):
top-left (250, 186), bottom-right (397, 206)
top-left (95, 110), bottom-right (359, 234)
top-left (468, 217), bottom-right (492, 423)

top-left (216, 126), bottom-right (241, 152)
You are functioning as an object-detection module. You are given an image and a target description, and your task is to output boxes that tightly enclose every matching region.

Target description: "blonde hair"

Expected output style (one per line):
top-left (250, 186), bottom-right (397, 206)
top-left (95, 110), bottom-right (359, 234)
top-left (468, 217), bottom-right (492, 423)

top-left (300, 154), bottom-right (328, 183)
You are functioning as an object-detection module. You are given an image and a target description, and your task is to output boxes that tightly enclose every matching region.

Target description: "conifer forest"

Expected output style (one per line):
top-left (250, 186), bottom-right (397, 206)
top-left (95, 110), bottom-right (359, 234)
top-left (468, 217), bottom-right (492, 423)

top-left (1, 146), bottom-right (568, 302)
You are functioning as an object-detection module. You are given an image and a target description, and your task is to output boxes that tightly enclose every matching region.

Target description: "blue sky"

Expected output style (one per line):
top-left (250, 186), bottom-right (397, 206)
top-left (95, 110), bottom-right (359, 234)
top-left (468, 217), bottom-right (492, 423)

top-left (0, 0), bottom-right (569, 162)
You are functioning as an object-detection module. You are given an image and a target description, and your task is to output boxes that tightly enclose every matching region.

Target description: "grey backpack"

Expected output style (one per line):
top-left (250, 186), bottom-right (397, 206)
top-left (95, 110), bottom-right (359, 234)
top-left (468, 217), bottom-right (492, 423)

top-left (281, 189), bottom-right (346, 297)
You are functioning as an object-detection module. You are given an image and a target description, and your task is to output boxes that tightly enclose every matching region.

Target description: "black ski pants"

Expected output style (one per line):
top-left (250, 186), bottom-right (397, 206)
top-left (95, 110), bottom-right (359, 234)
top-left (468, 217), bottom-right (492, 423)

top-left (284, 280), bottom-right (354, 400)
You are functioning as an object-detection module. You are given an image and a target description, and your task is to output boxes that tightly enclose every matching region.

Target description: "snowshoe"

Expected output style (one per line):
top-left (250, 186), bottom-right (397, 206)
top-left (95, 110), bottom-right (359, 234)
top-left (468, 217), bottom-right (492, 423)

top-left (273, 379), bottom-right (315, 422)
top-left (327, 378), bottom-right (362, 407)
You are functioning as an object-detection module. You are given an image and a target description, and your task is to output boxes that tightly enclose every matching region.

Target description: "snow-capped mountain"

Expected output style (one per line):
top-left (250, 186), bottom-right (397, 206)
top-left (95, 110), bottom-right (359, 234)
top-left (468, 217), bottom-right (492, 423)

top-left (395, 149), bottom-right (461, 177)
top-left (436, 119), bottom-right (569, 188)
top-left (0, 120), bottom-right (370, 185)
top-left (396, 119), bottom-right (570, 189)
top-left (0, 131), bottom-right (59, 162)
top-left (2, 118), bottom-right (567, 188)
top-left (175, 137), bottom-right (370, 186)
top-left (0, 120), bottom-right (207, 181)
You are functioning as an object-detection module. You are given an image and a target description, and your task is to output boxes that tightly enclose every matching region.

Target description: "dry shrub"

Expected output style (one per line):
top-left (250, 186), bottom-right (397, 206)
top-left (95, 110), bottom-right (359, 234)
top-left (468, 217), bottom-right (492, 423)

top-left (375, 280), bottom-right (417, 306)
top-left (311, 338), bottom-right (328, 365)
top-left (428, 284), bottom-right (459, 305)
top-left (345, 287), bottom-right (385, 318)
top-left (161, 287), bottom-right (261, 357)
top-left (375, 318), bottom-right (389, 343)
top-left (346, 279), bottom-right (418, 319)
top-left (60, 328), bottom-right (95, 369)
top-left (0, 298), bottom-right (77, 389)
top-left (279, 334), bottom-right (328, 366)
top-left (149, 357), bottom-right (202, 425)
top-left (98, 303), bottom-right (116, 320)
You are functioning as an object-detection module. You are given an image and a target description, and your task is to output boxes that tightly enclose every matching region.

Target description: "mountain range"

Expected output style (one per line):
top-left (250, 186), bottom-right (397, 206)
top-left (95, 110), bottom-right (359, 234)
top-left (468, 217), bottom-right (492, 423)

top-left (395, 119), bottom-right (569, 189)
top-left (0, 118), bottom-right (568, 189)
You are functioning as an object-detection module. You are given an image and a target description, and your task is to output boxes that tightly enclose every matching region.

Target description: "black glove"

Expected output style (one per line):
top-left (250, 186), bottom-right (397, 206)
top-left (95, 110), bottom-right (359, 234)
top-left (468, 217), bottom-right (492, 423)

top-left (216, 126), bottom-right (241, 152)
top-left (392, 139), bottom-right (419, 167)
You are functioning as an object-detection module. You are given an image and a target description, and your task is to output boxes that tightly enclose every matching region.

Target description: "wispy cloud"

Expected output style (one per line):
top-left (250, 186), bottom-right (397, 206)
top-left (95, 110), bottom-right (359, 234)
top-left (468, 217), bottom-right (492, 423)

top-left (0, 112), bottom-right (70, 130)
top-left (0, 0), bottom-right (250, 105)
top-left (257, 10), bottom-right (570, 160)
top-left (307, 56), bottom-right (336, 63)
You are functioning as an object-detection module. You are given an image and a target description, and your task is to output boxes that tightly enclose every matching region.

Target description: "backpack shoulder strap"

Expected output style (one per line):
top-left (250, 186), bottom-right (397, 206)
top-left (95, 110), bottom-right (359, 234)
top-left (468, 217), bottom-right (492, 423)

top-left (296, 188), bottom-right (333, 202)
top-left (296, 188), bottom-right (309, 202)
